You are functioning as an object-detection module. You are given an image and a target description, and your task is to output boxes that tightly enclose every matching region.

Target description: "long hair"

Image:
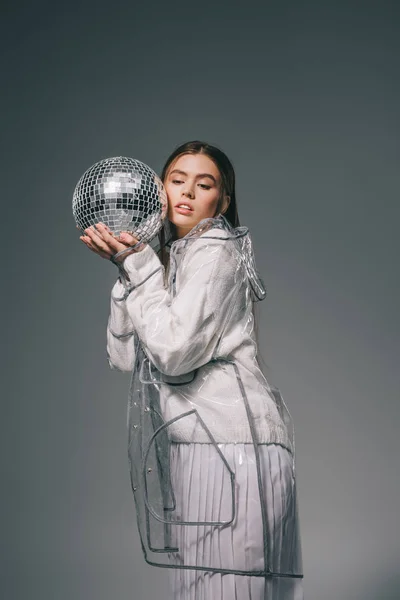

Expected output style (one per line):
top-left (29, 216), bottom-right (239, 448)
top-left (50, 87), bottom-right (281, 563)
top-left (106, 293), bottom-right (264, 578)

top-left (156, 140), bottom-right (265, 369)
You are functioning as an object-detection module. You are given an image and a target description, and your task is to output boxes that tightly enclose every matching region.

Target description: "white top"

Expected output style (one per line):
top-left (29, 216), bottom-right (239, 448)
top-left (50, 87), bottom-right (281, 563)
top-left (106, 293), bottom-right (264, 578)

top-left (106, 227), bottom-right (292, 450)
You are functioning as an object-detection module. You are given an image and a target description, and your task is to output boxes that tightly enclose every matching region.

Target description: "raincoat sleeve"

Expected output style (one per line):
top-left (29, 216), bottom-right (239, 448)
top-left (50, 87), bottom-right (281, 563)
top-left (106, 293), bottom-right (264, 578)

top-left (106, 277), bottom-right (137, 372)
top-left (115, 237), bottom-right (241, 377)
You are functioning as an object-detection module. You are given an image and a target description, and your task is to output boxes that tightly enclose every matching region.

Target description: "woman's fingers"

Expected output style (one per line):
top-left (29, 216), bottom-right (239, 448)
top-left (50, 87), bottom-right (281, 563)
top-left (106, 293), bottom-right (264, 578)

top-left (91, 223), bottom-right (121, 249)
top-left (84, 225), bottom-right (115, 254)
top-left (95, 223), bottom-right (140, 249)
top-left (118, 231), bottom-right (139, 245)
top-left (93, 223), bottom-right (119, 246)
top-left (80, 235), bottom-right (111, 259)
top-left (78, 222), bottom-right (140, 261)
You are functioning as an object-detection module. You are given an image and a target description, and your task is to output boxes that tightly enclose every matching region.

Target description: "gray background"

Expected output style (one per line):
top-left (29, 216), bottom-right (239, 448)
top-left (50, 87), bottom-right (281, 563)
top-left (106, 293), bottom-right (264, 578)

top-left (2, 1), bottom-right (399, 599)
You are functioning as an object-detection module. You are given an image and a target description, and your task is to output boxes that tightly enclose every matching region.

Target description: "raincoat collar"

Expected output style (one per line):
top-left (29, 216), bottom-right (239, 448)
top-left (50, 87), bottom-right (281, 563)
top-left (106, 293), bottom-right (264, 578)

top-left (163, 214), bottom-right (266, 302)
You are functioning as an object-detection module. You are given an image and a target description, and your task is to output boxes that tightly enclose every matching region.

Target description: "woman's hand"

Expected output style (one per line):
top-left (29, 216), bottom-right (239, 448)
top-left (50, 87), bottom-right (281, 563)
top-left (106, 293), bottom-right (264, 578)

top-left (79, 222), bottom-right (141, 263)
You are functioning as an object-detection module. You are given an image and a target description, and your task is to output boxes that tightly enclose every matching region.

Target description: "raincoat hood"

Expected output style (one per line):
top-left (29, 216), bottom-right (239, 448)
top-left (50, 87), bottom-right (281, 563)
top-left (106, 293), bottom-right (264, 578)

top-left (156, 214), bottom-right (267, 302)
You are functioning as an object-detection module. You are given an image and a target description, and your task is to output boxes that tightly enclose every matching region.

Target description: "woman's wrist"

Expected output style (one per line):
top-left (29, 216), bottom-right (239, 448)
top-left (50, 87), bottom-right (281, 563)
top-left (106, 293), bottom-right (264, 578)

top-left (110, 242), bottom-right (146, 265)
top-left (110, 242), bottom-right (147, 285)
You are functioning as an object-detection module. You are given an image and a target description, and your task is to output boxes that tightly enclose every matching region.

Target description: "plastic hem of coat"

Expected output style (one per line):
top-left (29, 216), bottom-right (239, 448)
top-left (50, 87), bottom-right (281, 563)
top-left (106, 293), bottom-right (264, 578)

top-left (132, 484), bottom-right (304, 578)
top-left (141, 555), bottom-right (305, 579)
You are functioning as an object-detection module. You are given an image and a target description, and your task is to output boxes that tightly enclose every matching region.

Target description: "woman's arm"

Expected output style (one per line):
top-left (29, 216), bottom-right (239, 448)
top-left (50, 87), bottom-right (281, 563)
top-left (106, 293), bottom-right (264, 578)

top-left (117, 235), bottom-right (242, 377)
top-left (77, 222), bottom-right (140, 373)
top-left (106, 276), bottom-right (137, 372)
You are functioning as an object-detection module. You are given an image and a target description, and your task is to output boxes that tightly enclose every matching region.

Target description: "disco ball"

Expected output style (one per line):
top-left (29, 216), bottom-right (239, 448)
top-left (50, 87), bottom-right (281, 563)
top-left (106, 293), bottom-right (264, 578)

top-left (72, 156), bottom-right (168, 242)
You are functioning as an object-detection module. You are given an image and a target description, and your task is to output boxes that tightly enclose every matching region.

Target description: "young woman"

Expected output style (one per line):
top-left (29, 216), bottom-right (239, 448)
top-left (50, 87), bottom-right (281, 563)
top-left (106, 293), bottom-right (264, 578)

top-left (80, 141), bottom-right (304, 600)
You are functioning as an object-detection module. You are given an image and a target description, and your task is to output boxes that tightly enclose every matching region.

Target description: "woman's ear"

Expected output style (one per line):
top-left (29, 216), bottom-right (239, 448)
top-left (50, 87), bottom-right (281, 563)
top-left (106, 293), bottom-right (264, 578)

top-left (221, 195), bottom-right (231, 215)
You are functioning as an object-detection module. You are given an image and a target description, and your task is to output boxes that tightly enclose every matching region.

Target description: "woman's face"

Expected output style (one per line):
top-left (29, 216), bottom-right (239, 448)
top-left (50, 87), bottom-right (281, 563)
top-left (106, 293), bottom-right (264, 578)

top-left (165, 153), bottom-right (230, 239)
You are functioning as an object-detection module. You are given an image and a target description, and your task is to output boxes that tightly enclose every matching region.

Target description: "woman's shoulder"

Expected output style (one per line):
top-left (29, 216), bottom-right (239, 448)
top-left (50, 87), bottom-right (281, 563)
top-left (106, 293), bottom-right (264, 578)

top-left (183, 227), bottom-right (240, 264)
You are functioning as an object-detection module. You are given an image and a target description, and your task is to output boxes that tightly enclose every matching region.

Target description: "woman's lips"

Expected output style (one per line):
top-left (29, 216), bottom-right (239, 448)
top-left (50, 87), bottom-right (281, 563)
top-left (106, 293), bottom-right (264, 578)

top-left (175, 206), bottom-right (193, 215)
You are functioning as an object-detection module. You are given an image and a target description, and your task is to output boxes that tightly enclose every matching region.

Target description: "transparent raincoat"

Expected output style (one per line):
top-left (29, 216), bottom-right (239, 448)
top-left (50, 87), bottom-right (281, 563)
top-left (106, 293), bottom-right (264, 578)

top-left (106, 214), bottom-right (303, 587)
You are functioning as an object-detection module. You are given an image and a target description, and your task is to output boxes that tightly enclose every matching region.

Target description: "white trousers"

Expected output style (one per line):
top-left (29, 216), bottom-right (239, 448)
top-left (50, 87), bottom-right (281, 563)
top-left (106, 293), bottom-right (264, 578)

top-left (167, 442), bottom-right (304, 600)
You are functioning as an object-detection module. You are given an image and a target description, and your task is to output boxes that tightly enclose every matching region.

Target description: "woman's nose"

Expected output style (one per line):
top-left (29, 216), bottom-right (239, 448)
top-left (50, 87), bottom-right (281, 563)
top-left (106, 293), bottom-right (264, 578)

top-left (182, 184), bottom-right (194, 198)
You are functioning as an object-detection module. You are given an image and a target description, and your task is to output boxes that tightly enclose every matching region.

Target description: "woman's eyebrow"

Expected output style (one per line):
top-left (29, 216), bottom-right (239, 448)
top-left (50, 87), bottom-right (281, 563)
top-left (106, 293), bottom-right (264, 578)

top-left (169, 169), bottom-right (217, 183)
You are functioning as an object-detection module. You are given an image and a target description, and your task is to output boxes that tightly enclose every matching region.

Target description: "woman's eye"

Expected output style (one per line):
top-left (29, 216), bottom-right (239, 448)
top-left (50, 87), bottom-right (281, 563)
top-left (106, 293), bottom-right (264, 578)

top-left (198, 184), bottom-right (211, 190)
top-left (172, 179), bottom-right (184, 184)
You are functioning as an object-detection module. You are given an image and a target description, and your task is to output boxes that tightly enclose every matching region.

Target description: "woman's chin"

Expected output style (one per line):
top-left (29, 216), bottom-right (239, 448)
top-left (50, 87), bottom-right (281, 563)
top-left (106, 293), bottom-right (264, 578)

top-left (169, 212), bottom-right (194, 226)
